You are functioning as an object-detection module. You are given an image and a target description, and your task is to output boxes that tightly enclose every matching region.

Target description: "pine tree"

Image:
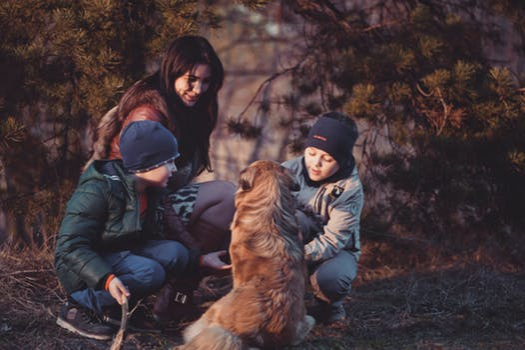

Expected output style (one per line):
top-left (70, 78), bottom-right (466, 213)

top-left (230, 0), bottom-right (525, 263)
top-left (0, 0), bottom-right (267, 248)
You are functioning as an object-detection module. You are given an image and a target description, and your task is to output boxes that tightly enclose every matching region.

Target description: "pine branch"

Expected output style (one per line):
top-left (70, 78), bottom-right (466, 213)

top-left (289, 0), bottom-right (354, 33)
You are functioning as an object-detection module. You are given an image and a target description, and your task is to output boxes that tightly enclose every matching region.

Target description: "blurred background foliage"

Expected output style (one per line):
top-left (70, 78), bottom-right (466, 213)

top-left (0, 0), bottom-right (269, 248)
top-left (0, 0), bottom-right (524, 267)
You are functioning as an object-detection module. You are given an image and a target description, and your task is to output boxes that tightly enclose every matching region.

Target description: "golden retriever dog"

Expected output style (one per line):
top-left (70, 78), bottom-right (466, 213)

top-left (178, 160), bottom-right (315, 350)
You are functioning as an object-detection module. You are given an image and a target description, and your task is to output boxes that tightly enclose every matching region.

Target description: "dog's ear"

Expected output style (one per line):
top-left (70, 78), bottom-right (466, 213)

top-left (238, 167), bottom-right (255, 191)
top-left (290, 177), bottom-right (300, 192)
top-left (240, 178), bottom-right (252, 191)
top-left (281, 167), bottom-right (300, 191)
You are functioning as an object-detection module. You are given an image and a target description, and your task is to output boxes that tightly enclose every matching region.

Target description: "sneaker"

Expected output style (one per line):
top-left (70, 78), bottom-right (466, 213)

top-left (56, 301), bottom-right (115, 340)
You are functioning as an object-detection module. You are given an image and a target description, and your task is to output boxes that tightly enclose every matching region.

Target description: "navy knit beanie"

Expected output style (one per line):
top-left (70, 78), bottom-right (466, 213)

top-left (305, 113), bottom-right (358, 166)
top-left (119, 120), bottom-right (180, 173)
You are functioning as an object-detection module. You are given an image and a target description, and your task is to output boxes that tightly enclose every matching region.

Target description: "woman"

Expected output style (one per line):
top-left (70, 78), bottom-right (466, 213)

top-left (86, 35), bottom-right (235, 323)
top-left (88, 35), bottom-right (233, 248)
top-left (282, 112), bottom-right (364, 325)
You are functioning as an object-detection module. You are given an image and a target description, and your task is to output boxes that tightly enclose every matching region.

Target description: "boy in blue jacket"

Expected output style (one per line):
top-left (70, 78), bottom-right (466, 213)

top-left (282, 112), bottom-right (364, 324)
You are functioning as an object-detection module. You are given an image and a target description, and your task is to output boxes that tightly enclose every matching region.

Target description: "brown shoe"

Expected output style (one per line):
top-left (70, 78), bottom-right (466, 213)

top-left (152, 283), bottom-right (199, 325)
top-left (308, 299), bottom-right (347, 325)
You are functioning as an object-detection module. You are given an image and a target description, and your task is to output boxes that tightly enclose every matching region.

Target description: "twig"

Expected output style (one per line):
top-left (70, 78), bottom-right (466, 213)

top-left (0, 269), bottom-right (53, 278)
top-left (416, 83), bottom-right (433, 97)
top-left (109, 297), bottom-right (128, 350)
top-left (235, 66), bottom-right (298, 120)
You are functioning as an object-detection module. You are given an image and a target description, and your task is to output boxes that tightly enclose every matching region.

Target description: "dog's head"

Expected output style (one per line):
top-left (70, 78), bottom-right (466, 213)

top-left (238, 160), bottom-right (299, 194)
top-left (234, 160), bottom-right (300, 229)
top-left (233, 160), bottom-right (303, 258)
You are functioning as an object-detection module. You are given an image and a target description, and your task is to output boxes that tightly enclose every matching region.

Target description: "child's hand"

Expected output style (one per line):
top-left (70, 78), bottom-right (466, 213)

top-left (200, 250), bottom-right (232, 271)
top-left (108, 277), bottom-right (130, 305)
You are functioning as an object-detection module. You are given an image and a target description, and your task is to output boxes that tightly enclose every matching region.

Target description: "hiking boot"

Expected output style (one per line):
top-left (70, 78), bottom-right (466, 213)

top-left (324, 304), bottom-right (347, 324)
top-left (56, 301), bottom-right (115, 340)
top-left (152, 282), bottom-right (200, 325)
top-left (102, 305), bottom-right (161, 333)
top-left (309, 300), bottom-right (347, 325)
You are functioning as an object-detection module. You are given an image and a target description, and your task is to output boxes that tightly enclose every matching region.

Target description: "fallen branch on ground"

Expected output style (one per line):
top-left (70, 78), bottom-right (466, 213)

top-left (109, 297), bottom-right (128, 350)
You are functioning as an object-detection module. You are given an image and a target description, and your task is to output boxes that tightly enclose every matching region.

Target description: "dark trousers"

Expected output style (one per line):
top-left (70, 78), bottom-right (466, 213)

top-left (297, 210), bottom-right (358, 304)
top-left (308, 250), bottom-right (357, 305)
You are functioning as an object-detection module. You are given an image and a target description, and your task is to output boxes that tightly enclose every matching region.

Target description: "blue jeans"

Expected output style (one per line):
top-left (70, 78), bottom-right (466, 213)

top-left (71, 240), bottom-right (189, 314)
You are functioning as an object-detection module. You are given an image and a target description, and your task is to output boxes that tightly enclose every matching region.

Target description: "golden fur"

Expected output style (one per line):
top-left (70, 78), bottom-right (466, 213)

top-left (179, 160), bottom-right (314, 349)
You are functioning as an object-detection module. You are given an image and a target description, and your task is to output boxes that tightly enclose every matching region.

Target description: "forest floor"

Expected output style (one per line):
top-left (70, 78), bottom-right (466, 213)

top-left (1, 239), bottom-right (524, 350)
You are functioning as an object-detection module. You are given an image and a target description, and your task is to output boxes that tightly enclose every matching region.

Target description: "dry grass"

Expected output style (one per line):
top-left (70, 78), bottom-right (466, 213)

top-left (1, 240), bottom-right (524, 350)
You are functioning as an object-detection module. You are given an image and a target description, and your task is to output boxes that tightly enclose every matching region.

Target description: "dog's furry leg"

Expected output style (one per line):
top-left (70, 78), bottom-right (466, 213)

top-left (182, 317), bottom-right (209, 344)
top-left (290, 315), bottom-right (315, 346)
top-left (180, 326), bottom-right (248, 350)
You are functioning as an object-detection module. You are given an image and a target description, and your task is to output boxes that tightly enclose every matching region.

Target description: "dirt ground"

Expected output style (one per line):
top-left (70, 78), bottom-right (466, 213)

top-left (1, 245), bottom-right (524, 350)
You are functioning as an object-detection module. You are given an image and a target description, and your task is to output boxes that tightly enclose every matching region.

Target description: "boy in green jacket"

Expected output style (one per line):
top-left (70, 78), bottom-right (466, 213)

top-left (55, 120), bottom-right (229, 340)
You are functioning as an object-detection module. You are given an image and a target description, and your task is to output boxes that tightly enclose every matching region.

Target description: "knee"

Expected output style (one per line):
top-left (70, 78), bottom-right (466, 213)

top-left (198, 181), bottom-right (236, 221)
top-left (134, 260), bottom-right (166, 291)
top-left (164, 241), bottom-right (190, 272)
top-left (216, 181), bottom-right (236, 207)
top-left (311, 268), bottom-right (354, 302)
top-left (217, 180), bottom-right (236, 194)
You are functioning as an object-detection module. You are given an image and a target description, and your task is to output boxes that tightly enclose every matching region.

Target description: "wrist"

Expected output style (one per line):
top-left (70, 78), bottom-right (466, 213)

top-left (104, 274), bottom-right (116, 291)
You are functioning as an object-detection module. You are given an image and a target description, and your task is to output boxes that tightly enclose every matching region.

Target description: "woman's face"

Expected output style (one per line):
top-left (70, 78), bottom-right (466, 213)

top-left (174, 64), bottom-right (212, 107)
top-left (304, 147), bottom-right (340, 182)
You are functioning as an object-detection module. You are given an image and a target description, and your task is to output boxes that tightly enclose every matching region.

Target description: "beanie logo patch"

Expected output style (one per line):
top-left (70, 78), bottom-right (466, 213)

top-left (313, 134), bottom-right (327, 142)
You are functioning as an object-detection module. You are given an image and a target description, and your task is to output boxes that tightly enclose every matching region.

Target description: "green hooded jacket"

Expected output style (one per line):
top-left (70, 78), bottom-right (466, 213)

top-left (54, 160), bottom-right (168, 294)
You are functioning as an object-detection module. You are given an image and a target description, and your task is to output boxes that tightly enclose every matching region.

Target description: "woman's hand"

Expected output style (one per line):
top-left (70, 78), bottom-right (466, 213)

top-left (200, 250), bottom-right (232, 270)
top-left (108, 277), bottom-right (130, 305)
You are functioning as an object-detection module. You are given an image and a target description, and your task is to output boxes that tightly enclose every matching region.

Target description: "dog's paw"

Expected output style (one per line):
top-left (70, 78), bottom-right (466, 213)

top-left (305, 314), bottom-right (316, 331)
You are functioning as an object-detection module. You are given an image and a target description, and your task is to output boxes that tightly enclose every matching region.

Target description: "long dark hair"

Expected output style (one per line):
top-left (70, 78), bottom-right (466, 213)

top-left (117, 35), bottom-right (224, 175)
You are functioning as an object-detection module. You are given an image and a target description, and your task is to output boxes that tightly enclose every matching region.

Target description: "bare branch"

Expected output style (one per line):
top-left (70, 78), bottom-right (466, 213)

top-left (235, 65), bottom-right (299, 120)
top-left (109, 297), bottom-right (128, 350)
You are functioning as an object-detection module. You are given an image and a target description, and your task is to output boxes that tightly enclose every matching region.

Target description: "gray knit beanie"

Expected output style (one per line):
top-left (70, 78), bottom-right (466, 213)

top-left (120, 120), bottom-right (179, 173)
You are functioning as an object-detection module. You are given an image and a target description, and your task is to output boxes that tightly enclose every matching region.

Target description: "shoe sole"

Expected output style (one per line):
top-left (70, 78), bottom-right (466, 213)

top-left (103, 316), bottom-right (162, 334)
top-left (324, 314), bottom-right (347, 325)
top-left (56, 317), bottom-right (114, 340)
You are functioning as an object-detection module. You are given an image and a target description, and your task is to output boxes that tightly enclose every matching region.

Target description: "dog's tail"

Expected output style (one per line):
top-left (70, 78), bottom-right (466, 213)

top-left (179, 326), bottom-right (247, 350)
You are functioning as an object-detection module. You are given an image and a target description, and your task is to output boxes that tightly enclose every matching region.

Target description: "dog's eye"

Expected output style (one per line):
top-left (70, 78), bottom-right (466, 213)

top-left (240, 179), bottom-right (252, 191)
